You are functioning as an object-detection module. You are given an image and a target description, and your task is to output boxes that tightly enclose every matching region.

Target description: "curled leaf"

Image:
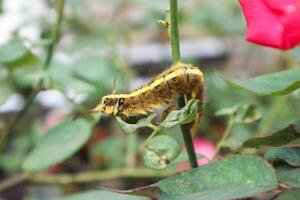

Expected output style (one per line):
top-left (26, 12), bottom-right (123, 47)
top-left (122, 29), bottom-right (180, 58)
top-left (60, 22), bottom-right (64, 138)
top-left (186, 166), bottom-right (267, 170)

top-left (162, 99), bottom-right (201, 128)
top-left (143, 135), bottom-right (180, 170)
top-left (116, 113), bottom-right (157, 134)
top-left (264, 147), bottom-right (300, 167)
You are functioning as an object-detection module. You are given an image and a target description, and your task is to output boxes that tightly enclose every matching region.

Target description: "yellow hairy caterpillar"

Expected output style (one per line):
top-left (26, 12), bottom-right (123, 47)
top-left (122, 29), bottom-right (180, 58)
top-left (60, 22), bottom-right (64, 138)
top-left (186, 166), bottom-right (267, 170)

top-left (89, 62), bottom-right (204, 130)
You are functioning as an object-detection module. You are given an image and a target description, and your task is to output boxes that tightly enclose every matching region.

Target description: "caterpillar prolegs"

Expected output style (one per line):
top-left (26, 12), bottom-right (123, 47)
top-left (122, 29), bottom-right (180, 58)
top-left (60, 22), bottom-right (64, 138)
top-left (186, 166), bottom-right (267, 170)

top-left (91, 63), bottom-right (204, 131)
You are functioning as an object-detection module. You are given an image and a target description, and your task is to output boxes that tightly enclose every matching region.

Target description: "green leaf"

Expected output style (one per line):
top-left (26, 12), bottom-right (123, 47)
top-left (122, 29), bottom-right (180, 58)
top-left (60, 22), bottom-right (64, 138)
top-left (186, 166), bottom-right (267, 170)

top-left (162, 99), bottom-right (200, 128)
top-left (49, 61), bottom-right (95, 94)
top-left (222, 69), bottom-right (300, 96)
top-left (72, 56), bottom-right (125, 92)
top-left (22, 119), bottom-right (92, 171)
top-left (265, 147), bottom-right (300, 167)
top-left (6, 51), bottom-right (39, 68)
top-left (0, 37), bottom-right (39, 68)
top-left (142, 135), bottom-right (180, 170)
top-left (275, 164), bottom-right (300, 187)
top-left (0, 37), bottom-right (27, 63)
top-left (243, 123), bottom-right (300, 148)
top-left (158, 155), bottom-right (278, 200)
top-left (116, 113), bottom-right (157, 134)
top-left (98, 155), bottom-right (277, 200)
top-left (274, 190), bottom-right (300, 200)
top-left (215, 103), bottom-right (261, 124)
top-left (59, 190), bottom-right (149, 200)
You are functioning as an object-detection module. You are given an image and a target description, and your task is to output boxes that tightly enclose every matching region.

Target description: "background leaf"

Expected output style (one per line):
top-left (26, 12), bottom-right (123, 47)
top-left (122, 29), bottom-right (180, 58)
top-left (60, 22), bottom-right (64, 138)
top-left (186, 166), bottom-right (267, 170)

top-left (0, 37), bottom-right (28, 64)
top-left (265, 147), bottom-right (300, 167)
top-left (243, 123), bottom-right (300, 148)
top-left (274, 190), bottom-right (300, 200)
top-left (223, 69), bottom-right (300, 96)
top-left (275, 164), bottom-right (300, 187)
top-left (22, 119), bottom-right (93, 171)
top-left (215, 103), bottom-right (261, 124)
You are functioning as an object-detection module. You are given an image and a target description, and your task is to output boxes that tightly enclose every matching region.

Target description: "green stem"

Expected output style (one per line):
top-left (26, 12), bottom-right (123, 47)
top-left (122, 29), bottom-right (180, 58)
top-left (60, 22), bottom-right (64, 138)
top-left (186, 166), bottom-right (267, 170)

top-left (44, 0), bottom-right (65, 69)
top-left (0, 0), bottom-right (65, 153)
top-left (169, 0), bottom-right (197, 168)
top-left (179, 97), bottom-right (198, 168)
top-left (169, 0), bottom-right (181, 63)
top-left (212, 117), bottom-right (235, 160)
top-left (255, 97), bottom-right (286, 137)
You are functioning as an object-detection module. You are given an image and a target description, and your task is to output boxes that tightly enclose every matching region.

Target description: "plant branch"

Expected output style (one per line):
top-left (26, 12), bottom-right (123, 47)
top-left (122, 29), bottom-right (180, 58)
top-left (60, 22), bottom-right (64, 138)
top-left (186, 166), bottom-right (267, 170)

top-left (29, 168), bottom-right (174, 185)
top-left (0, 0), bottom-right (3, 14)
top-left (212, 116), bottom-right (235, 160)
top-left (0, 0), bottom-right (65, 153)
top-left (169, 0), bottom-right (198, 168)
top-left (0, 173), bottom-right (30, 192)
top-left (0, 168), bottom-right (174, 192)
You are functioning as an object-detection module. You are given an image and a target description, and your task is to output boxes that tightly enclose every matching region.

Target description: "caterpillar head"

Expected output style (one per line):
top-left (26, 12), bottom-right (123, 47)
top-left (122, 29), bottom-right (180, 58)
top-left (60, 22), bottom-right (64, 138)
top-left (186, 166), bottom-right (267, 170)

top-left (92, 95), bottom-right (125, 116)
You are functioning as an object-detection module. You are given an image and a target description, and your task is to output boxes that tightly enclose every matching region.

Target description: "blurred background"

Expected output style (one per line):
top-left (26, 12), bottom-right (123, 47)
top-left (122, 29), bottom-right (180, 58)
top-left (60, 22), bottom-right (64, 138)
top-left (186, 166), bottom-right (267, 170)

top-left (0, 0), bottom-right (300, 199)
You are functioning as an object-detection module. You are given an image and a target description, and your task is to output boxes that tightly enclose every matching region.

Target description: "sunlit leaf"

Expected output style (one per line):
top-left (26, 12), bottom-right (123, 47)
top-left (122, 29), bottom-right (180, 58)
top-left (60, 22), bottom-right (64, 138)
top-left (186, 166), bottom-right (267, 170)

top-left (22, 119), bottom-right (93, 171)
top-left (222, 69), bottom-right (300, 96)
top-left (243, 123), bottom-right (300, 148)
top-left (265, 147), bottom-right (300, 167)
top-left (162, 99), bottom-right (200, 128)
top-left (275, 164), bottom-right (300, 187)
top-left (116, 113), bottom-right (157, 134)
top-left (143, 135), bottom-right (180, 170)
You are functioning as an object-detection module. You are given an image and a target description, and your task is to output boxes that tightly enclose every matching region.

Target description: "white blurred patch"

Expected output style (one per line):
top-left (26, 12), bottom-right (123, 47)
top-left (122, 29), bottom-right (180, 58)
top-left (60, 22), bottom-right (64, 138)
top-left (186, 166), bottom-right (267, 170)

top-left (0, 93), bottom-right (25, 113)
top-left (36, 90), bottom-right (70, 109)
top-left (0, 0), bottom-right (50, 44)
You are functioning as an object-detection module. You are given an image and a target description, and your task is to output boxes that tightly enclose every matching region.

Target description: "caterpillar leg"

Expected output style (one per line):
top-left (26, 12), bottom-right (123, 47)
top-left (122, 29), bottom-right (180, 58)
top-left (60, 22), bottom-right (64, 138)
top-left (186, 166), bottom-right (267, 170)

top-left (160, 105), bottom-right (177, 122)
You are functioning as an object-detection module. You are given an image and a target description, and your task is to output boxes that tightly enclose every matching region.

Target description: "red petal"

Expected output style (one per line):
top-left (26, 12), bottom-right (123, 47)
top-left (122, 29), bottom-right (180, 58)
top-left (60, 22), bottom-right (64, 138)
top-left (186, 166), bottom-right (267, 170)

top-left (282, 11), bottom-right (300, 49)
top-left (263, 0), bottom-right (298, 13)
top-left (239, 0), bottom-right (285, 49)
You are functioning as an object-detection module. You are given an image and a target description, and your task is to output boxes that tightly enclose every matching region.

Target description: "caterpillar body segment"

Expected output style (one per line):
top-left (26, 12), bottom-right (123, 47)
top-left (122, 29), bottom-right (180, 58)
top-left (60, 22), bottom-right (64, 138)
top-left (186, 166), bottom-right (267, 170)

top-left (94, 63), bottom-right (204, 130)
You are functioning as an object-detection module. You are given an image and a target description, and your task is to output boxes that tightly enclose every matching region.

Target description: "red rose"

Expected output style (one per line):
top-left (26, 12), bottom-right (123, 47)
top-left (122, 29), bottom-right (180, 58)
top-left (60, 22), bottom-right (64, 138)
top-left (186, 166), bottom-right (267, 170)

top-left (239, 0), bottom-right (300, 50)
